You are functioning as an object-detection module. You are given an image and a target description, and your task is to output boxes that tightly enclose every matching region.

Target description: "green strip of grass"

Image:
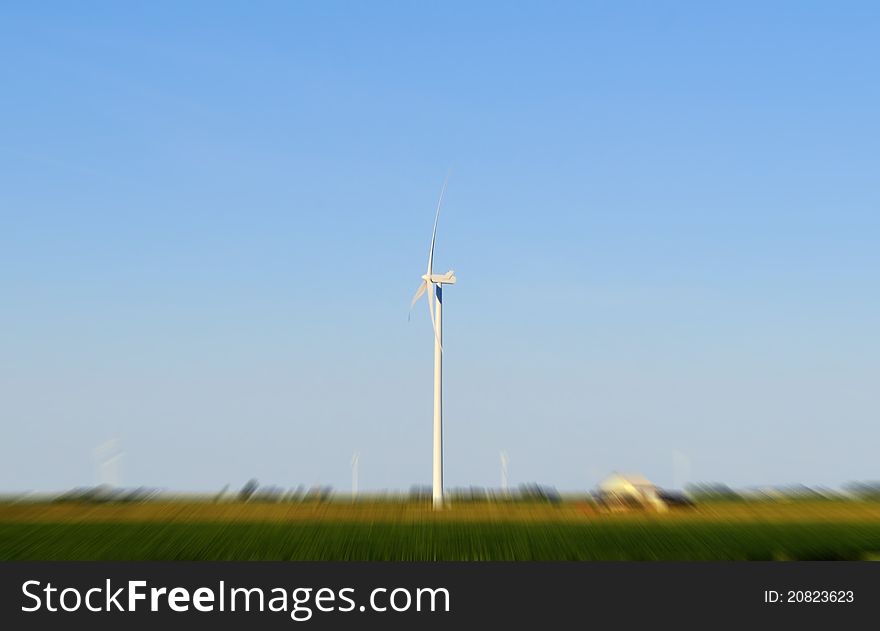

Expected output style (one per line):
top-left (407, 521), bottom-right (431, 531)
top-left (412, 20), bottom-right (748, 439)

top-left (3, 521), bottom-right (880, 560)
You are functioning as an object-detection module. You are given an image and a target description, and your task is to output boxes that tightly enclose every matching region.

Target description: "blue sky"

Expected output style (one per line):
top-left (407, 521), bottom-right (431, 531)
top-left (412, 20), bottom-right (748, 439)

top-left (1, 2), bottom-right (878, 493)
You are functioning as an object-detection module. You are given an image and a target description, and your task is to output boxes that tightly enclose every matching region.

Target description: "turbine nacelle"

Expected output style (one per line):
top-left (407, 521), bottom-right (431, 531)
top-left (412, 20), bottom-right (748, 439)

top-left (421, 271), bottom-right (456, 285)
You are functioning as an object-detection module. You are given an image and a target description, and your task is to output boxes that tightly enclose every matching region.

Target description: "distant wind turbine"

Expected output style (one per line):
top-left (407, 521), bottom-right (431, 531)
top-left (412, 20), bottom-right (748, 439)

top-left (94, 439), bottom-right (123, 488)
top-left (351, 452), bottom-right (359, 498)
top-left (500, 451), bottom-right (509, 495)
top-left (411, 178), bottom-right (456, 509)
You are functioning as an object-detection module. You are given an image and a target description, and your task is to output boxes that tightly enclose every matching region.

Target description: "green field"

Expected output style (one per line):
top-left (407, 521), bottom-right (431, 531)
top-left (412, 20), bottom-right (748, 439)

top-left (3, 521), bottom-right (880, 561)
top-left (2, 500), bottom-right (880, 560)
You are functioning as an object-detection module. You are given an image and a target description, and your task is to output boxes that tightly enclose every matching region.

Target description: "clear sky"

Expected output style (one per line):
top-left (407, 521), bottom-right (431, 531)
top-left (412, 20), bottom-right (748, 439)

top-left (2, 2), bottom-right (878, 493)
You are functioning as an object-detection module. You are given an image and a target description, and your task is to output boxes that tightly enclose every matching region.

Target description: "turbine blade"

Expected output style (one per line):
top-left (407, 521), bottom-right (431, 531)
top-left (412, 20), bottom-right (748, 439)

top-left (410, 281), bottom-right (427, 309)
top-left (427, 176), bottom-right (448, 277)
top-left (426, 282), bottom-right (443, 353)
top-left (409, 280), bottom-right (428, 321)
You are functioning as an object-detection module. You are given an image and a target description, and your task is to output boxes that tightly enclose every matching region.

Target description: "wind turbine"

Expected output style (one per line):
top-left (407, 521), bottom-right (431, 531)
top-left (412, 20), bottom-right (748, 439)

top-left (500, 451), bottom-right (509, 495)
top-left (351, 452), bottom-right (359, 499)
top-left (94, 439), bottom-right (123, 488)
top-left (411, 178), bottom-right (456, 509)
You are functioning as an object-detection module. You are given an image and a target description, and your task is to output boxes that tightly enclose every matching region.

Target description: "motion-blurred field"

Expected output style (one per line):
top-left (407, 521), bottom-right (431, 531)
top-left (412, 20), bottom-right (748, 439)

top-left (3, 500), bottom-right (880, 560)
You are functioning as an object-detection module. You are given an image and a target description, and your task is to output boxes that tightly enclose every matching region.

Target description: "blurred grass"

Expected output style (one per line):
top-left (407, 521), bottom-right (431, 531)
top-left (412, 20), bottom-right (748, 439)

top-left (1, 500), bottom-right (879, 560)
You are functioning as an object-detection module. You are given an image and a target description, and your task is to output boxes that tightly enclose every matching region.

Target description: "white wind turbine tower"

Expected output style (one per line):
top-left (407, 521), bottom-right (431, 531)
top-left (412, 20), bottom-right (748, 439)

top-left (351, 452), bottom-right (359, 499)
top-left (411, 179), bottom-right (456, 510)
top-left (500, 451), bottom-right (509, 495)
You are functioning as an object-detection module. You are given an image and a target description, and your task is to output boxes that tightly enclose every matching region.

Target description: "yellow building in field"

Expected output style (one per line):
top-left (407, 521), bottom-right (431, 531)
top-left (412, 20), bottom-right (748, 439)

top-left (598, 473), bottom-right (667, 511)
